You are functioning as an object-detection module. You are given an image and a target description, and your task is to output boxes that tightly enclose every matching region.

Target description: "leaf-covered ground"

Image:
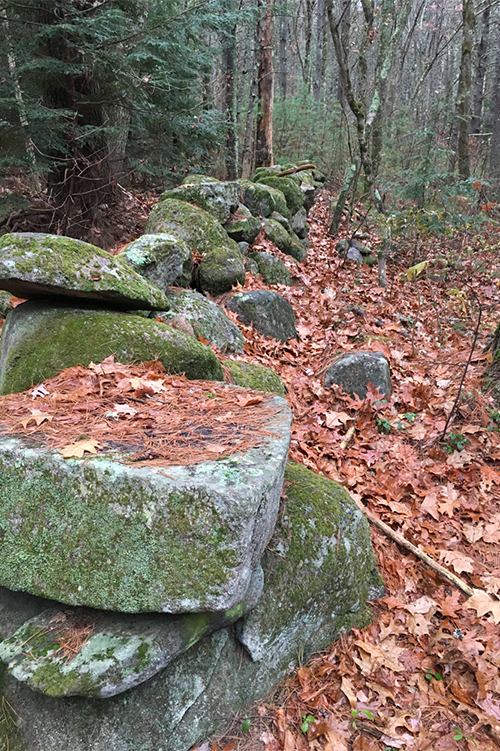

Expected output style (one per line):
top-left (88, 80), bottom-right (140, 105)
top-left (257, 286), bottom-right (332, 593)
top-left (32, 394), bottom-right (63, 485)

top-left (205, 194), bottom-right (500, 751)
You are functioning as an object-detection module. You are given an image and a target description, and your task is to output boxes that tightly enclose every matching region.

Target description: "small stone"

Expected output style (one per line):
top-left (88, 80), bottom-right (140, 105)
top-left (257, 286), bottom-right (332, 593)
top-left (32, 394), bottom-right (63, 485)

top-left (226, 290), bottom-right (297, 342)
top-left (324, 351), bottom-right (391, 399)
top-left (347, 247), bottom-right (364, 265)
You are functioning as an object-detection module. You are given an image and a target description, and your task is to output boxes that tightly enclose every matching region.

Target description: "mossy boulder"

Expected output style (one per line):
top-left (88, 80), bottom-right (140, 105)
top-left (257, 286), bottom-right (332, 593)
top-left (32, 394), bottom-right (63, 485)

top-left (248, 251), bottom-right (292, 286)
top-left (0, 463), bottom-right (382, 751)
top-left (120, 233), bottom-right (193, 290)
top-left (198, 245), bottom-right (246, 295)
top-left (263, 217), bottom-right (307, 261)
top-left (289, 230), bottom-right (307, 261)
top-left (0, 233), bottom-right (169, 311)
top-left (160, 182), bottom-right (240, 225)
top-left (237, 462), bottom-right (384, 661)
top-left (154, 289), bottom-right (244, 353)
top-left (226, 290), bottom-right (297, 342)
top-left (224, 359), bottom-right (286, 396)
top-left (270, 211), bottom-right (291, 233)
top-left (145, 199), bottom-right (239, 257)
top-left (182, 174), bottom-right (218, 184)
top-left (0, 568), bottom-right (263, 698)
top-left (223, 204), bottom-right (262, 244)
top-left (291, 207), bottom-right (308, 238)
top-left (0, 301), bottom-right (223, 394)
top-left (0, 394), bottom-right (292, 612)
top-left (258, 176), bottom-right (304, 215)
top-left (237, 179), bottom-right (289, 219)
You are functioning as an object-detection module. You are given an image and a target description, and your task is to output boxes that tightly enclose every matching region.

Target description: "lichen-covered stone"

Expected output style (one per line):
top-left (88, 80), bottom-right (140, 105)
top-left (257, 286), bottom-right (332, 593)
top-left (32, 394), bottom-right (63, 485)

top-left (0, 463), bottom-right (382, 751)
top-left (263, 217), bottom-right (293, 255)
top-left (291, 207), bottom-right (308, 238)
top-left (226, 290), bottom-right (297, 342)
top-left (224, 204), bottom-right (262, 244)
top-left (237, 180), bottom-right (289, 219)
top-left (324, 351), bottom-right (392, 399)
top-left (0, 301), bottom-right (223, 394)
top-left (0, 395), bottom-right (292, 612)
top-left (120, 234), bottom-right (193, 290)
top-left (248, 251), bottom-right (292, 286)
top-left (223, 359), bottom-right (286, 396)
top-left (288, 230), bottom-right (308, 261)
top-left (0, 291), bottom-right (12, 317)
top-left (160, 182), bottom-right (240, 225)
top-left (270, 211), bottom-right (291, 233)
top-left (244, 257), bottom-right (260, 276)
top-left (258, 176), bottom-right (304, 215)
top-left (0, 233), bottom-right (168, 310)
top-left (237, 462), bottom-right (384, 661)
top-left (145, 199), bottom-right (238, 257)
top-left (182, 174), bottom-right (218, 184)
top-left (154, 289), bottom-right (244, 353)
top-left (198, 245), bottom-right (246, 295)
top-left (0, 567), bottom-right (263, 698)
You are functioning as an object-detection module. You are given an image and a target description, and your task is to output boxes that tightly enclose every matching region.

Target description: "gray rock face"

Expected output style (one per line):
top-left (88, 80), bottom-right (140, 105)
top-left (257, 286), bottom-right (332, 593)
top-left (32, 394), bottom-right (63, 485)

top-left (0, 395), bottom-right (292, 612)
top-left (155, 289), bottom-right (244, 353)
top-left (226, 290), bottom-right (297, 342)
top-left (120, 234), bottom-right (193, 289)
top-left (347, 247), bottom-right (364, 264)
top-left (0, 233), bottom-right (168, 310)
top-left (160, 181), bottom-right (240, 225)
top-left (0, 567), bottom-right (263, 698)
top-left (237, 180), bottom-right (290, 219)
top-left (224, 204), bottom-right (262, 244)
top-left (248, 251), bottom-right (292, 286)
top-left (263, 217), bottom-right (293, 255)
top-left (270, 211), bottom-right (292, 233)
top-left (324, 351), bottom-right (392, 399)
top-left (0, 463), bottom-right (382, 751)
top-left (0, 301), bottom-right (223, 394)
top-left (257, 176), bottom-right (304, 215)
top-left (198, 245), bottom-right (246, 295)
top-left (291, 207), bottom-right (308, 238)
top-left (0, 290), bottom-right (12, 317)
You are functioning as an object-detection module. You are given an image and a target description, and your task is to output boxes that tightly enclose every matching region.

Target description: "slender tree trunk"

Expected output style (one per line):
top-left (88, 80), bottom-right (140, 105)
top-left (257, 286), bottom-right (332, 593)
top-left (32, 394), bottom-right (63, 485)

top-left (470, 5), bottom-right (489, 135)
top-left (490, 26), bottom-right (500, 178)
top-left (278, 0), bottom-right (288, 99)
top-left (222, 2), bottom-right (237, 179)
top-left (303, 0), bottom-right (315, 89)
top-left (241, 9), bottom-right (261, 179)
top-left (456, 0), bottom-right (475, 179)
top-left (255, 0), bottom-right (274, 168)
top-left (313, 0), bottom-right (325, 101)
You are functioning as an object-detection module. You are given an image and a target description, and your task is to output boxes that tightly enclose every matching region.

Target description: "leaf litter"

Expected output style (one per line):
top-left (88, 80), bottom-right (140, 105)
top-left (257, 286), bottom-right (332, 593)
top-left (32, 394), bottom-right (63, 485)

top-left (203, 193), bottom-right (500, 751)
top-left (0, 356), bottom-right (282, 466)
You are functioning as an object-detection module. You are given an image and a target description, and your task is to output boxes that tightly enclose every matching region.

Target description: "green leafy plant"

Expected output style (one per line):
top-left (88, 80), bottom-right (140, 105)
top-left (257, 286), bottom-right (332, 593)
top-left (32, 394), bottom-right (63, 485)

top-left (453, 727), bottom-right (477, 746)
top-left (241, 717), bottom-right (251, 732)
top-left (351, 709), bottom-right (374, 728)
top-left (376, 417), bottom-right (392, 434)
top-left (301, 714), bottom-right (316, 733)
top-left (424, 669), bottom-right (442, 682)
top-left (443, 432), bottom-right (470, 454)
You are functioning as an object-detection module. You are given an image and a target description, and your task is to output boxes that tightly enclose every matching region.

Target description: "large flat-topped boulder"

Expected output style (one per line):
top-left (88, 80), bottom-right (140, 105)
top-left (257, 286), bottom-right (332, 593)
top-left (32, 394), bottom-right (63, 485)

top-left (0, 301), bottom-right (223, 394)
top-left (160, 181), bottom-right (240, 224)
top-left (0, 382), bottom-right (292, 612)
top-left (0, 233), bottom-right (168, 310)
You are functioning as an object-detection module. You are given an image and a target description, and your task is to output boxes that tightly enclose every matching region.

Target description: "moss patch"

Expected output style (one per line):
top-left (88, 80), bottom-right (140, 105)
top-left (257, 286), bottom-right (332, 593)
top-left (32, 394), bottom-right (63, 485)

top-left (223, 360), bottom-right (286, 396)
top-left (237, 180), bottom-right (290, 219)
top-left (198, 246), bottom-right (246, 295)
top-left (0, 302), bottom-right (223, 395)
top-left (258, 177), bottom-right (304, 215)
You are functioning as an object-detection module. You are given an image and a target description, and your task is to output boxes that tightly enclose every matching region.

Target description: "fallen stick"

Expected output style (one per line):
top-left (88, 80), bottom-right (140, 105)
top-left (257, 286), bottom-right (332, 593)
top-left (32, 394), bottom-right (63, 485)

top-left (340, 425), bottom-right (356, 450)
top-left (275, 164), bottom-right (317, 177)
top-left (351, 498), bottom-right (475, 597)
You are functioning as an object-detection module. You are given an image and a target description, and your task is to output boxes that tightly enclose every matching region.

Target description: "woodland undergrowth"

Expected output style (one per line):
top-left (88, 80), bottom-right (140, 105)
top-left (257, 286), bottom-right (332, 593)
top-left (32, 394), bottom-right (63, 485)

top-left (203, 193), bottom-right (500, 751)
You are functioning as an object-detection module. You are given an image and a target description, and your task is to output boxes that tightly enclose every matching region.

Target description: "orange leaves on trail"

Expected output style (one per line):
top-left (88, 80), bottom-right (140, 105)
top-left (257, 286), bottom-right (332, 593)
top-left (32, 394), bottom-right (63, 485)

top-left (19, 408), bottom-right (53, 429)
top-left (465, 590), bottom-right (500, 624)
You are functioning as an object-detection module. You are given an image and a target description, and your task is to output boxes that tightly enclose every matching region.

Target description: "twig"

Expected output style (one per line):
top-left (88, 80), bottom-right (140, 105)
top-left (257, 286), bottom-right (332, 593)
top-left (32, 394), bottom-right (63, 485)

top-left (440, 302), bottom-right (483, 442)
top-left (340, 424), bottom-right (356, 450)
top-left (351, 497), bottom-right (474, 597)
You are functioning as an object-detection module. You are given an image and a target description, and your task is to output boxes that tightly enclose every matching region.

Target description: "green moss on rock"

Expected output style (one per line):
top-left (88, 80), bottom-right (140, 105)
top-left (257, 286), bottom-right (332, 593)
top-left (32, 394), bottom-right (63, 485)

top-left (159, 182), bottom-right (239, 225)
top-left (237, 180), bottom-right (290, 219)
top-left (0, 233), bottom-right (168, 310)
top-left (198, 246), bottom-right (246, 295)
top-left (258, 176), bottom-right (304, 215)
top-left (120, 234), bottom-right (193, 289)
top-left (146, 199), bottom-right (238, 257)
top-left (223, 360), bottom-right (286, 396)
top-left (0, 301), bottom-right (223, 394)
top-left (248, 251), bottom-right (292, 286)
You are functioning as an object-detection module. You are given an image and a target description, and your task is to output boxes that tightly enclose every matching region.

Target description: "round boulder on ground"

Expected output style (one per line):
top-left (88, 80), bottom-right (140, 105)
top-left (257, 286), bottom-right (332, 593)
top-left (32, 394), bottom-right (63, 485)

top-left (324, 351), bottom-right (391, 399)
top-left (248, 251), bottom-right (292, 286)
top-left (257, 176), bottom-right (304, 215)
top-left (223, 204), bottom-right (262, 244)
top-left (198, 245), bottom-right (246, 296)
top-left (225, 290), bottom-right (297, 342)
top-left (159, 181), bottom-right (240, 225)
top-left (237, 179), bottom-right (290, 219)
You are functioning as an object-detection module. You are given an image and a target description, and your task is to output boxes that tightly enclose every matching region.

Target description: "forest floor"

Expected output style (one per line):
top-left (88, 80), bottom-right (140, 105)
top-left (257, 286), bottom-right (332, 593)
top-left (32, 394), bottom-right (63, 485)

top-left (198, 193), bottom-right (500, 751)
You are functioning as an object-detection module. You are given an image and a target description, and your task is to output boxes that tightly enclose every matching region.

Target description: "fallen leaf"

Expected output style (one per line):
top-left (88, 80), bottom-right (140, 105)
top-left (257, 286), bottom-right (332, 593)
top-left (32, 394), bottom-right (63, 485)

top-left (198, 334), bottom-right (210, 345)
top-left (20, 409), bottom-right (53, 429)
top-left (421, 491), bottom-right (439, 520)
top-left (440, 550), bottom-right (475, 574)
top-left (325, 410), bottom-right (351, 427)
top-left (340, 675), bottom-right (357, 709)
top-left (60, 439), bottom-right (102, 458)
top-left (237, 395), bottom-right (264, 407)
top-left (465, 589), bottom-right (500, 624)
top-left (462, 521), bottom-right (484, 543)
top-left (113, 403), bottom-right (138, 417)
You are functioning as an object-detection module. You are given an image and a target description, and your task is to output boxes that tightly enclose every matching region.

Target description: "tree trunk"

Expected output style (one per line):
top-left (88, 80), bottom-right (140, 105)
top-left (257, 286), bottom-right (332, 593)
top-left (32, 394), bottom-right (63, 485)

top-left (255, 0), bottom-right (274, 168)
top-left (470, 4), bottom-right (489, 135)
top-left (278, 0), bottom-right (288, 99)
top-left (313, 0), bottom-right (325, 101)
top-left (490, 32), bottom-right (500, 178)
top-left (456, 0), bottom-right (475, 179)
top-left (222, 2), bottom-right (237, 180)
